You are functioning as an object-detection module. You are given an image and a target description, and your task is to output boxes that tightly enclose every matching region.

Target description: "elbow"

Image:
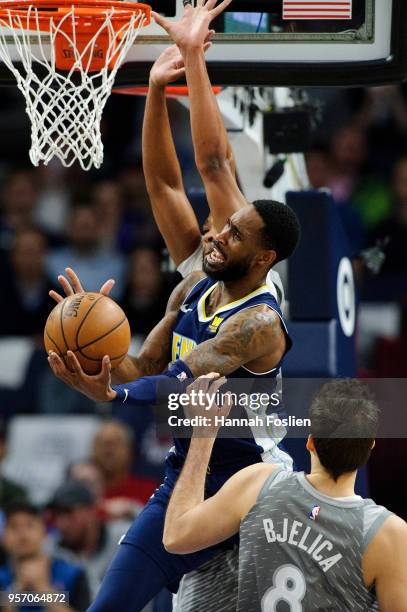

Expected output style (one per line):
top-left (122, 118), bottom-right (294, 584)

top-left (163, 534), bottom-right (179, 554)
top-left (163, 526), bottom-right (195, 554)
top-left (163, 533), bottom-right (185, 554)
top-left (195, 155), bottom-right (232, 177)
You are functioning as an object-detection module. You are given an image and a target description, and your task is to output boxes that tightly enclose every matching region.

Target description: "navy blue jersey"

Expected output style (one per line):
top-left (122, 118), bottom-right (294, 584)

top-left (168, 277), bottom-right (292, 471)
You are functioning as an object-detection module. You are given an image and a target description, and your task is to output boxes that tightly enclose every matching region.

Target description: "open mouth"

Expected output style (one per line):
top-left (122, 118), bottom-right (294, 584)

top-left (206, 244), bottom-right (226, 265)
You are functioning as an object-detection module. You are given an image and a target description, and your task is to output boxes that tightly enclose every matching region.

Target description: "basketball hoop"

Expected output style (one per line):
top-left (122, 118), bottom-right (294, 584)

top-left (0, 0), bottom-right (151, 170)
top-left (114, 85), bottom-right (222, 98)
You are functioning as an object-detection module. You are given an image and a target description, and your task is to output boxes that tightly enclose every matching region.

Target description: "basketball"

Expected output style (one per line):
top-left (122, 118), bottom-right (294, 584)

top-left (44, 292), bottom-right (131, 375)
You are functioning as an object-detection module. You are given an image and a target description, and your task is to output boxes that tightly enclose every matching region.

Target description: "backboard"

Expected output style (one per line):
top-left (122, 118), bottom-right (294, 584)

top-left (0, 0), bottom-right (406, 87)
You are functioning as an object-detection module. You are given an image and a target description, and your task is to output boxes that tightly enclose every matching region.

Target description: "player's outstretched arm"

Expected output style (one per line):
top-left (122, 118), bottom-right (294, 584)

top-left (183, 305), bottom-right (286, 377)
top-left (367, 515), bottom-right (407, 611)
top-left (163, 374), bottom-right (276, 554)
top-left (153, 1), bottom-right (248, 233)
top-left (144, 45), bottom-right (203, 266)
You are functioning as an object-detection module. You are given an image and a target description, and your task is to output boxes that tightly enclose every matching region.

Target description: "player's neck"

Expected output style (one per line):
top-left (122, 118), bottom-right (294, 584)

top-left (306, 467), bottom-right (357, 499)
top-left (215, 275), bottom-right (267, 304)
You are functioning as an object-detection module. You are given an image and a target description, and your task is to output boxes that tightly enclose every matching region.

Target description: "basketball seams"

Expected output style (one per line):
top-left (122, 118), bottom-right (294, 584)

top-left (45, 329), bottom-right (63, 356)
top-left (77, 350), bottom-right (128, 362)
top-left (76, 316), bottom-right (128, 354)
top-left (59, 299), bottom-right (70, 352)
top-left (74, 294), bottom-right (105, 349)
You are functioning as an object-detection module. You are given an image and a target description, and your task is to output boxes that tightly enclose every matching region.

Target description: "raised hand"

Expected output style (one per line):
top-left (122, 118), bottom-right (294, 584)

top-left (49, 267), bottom-right (115, 304)
top-left (149, 37), bottom-right (214, 88)
top-left (152, 0), bottom-right (232, 53)
top-left (48, 351), bottom-right (117, 402)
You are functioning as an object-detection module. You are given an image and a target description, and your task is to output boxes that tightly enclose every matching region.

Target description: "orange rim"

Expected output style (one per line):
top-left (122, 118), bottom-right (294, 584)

top-left (0, 0), bottom-right (151, 33)
top-left (114, 85), bottom-right (222, 98)
top-left (0, 0), bottom-right (151, 71)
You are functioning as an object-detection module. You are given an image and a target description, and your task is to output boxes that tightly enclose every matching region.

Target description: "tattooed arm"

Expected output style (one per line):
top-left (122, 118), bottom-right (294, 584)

top-left (113, 271), bottom-right (205, 383)
top-left (184, 305), bottom-right (286, 377)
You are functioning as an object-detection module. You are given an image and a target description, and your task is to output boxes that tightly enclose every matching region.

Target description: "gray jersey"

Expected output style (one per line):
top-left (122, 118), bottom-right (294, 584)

top-left (238, 469), bottom-right (392, 611)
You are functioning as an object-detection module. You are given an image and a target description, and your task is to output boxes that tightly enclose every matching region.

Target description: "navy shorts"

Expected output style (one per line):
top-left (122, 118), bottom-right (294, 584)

top-left (88, 460), bottom-right (240, 612)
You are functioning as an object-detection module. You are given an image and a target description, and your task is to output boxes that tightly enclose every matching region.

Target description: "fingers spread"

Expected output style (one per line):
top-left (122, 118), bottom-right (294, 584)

top-left (48, 352), bottom-right (68, 378)
top-left (49, 290), bottom-right (63, 303)
top-left (100, 279), bottom-right (115, 296)
top-left (66, 351), bottom-right (83, 375)
top-left (66, 268), bottom-right (84, 293)
top-left (100, 355), bottom-right (112, 379)
top-left (211, 0), bottom-right (233, 17)
top-left (152, 11), bottom-right (171, 31)
top-left (205, 29), bottom-right (216, 42)
top-left (58, 275), bottom-right (74, 297)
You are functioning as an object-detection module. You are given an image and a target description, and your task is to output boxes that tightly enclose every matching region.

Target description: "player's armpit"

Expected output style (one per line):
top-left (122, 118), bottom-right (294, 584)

top-left (365, 515), bottom-right (407, 612)
top-left (164, 462), bottom-right (276, 554)
top-left (197, 156), bottom-right (248, 233)
top-left (147, 187), bottom-right (202, 267)
top-left (184, 305), bottom-right (285, 377)
top-left (112, 272), bottom-right (205, 384)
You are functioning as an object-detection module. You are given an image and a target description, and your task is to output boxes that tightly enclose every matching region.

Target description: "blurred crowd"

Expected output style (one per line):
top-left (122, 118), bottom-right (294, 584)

top-left (0, 84), bottom-right (406, 609)
top-left (0, 417), bottom-right (159, 610)
top-left (305, 84), bottom-right (407, 375)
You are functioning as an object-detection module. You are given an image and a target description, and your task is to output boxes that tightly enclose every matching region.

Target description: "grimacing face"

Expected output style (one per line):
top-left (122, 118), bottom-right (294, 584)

top-left (202, 206), bottom-right (271, 282)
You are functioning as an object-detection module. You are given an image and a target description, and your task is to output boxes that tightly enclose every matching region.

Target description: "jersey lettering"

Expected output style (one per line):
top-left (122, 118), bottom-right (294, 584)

top-left (262, 518), bottom-right (343, 573)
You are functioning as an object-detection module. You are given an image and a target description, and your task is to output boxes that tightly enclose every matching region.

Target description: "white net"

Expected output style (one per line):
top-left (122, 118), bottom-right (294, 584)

top-left (0, 4), bottom-right (147, 170)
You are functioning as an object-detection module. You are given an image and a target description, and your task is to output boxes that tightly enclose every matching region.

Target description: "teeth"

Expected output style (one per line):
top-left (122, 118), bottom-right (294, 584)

top-left (208, 249), bottom-right (224, 264)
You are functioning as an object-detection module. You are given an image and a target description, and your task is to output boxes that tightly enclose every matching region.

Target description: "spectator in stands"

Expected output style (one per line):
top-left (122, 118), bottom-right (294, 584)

top-left (118, 165), bottom-right (161, 250)
top-left (329, 123), bottom-right (391, 230)
top-left (0, 228), bottom-right (54, 338)
top-left (0, 419), bottom-right (27, 510)
top-left (67, 461), bottom-right (104, 505)
top-left (0, 502), bottom-right (90, 611)
top-left (46, 203), bottom-right (126, 301)
top-left (370, 157), bottom-right (407, 275)
top-left (355, 85), bottom-right (407, 177)
top-left (0, 170), bottom-right (38, 252)
top-left (305, 146), bottom-right (331, 191)
top-left (35, 163), bottom-right (70, 236)
top-left (92, 181), bottom-right (124, 254)
top-left (121, 246), bottom-right (177, 337)
top-left (47, 480), bottom-right (129, 599)
top-left (91, 421), bottom-right (158, 521)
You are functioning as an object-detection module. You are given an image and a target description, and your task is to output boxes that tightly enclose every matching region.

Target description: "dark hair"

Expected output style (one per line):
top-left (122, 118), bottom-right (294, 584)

top-left (252, 200), bottom-right (301, 264)
top-left (310, 379), bottom-right (379, 481)
top-left (4, 502), bottom-right (41, 522)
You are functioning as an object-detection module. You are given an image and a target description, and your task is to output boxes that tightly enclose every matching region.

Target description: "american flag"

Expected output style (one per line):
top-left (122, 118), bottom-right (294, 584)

top-left (283, 0), bottom-right (352, 20)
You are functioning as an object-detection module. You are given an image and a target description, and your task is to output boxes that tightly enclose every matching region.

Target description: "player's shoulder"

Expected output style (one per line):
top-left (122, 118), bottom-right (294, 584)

top-left (227, 462), bottom-right (282, 498)
top-left (228, 463), bottom-right (285, 520)
top-left (375, 514), bottom-right (407, 544)
top-left (364, 512), bottom-right (407, 569)
top-left (166, 271), bottom-right (207, 313)
top-left (220, 302), bottom-right (283, 337)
